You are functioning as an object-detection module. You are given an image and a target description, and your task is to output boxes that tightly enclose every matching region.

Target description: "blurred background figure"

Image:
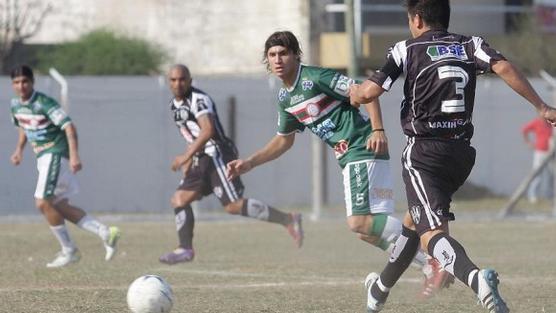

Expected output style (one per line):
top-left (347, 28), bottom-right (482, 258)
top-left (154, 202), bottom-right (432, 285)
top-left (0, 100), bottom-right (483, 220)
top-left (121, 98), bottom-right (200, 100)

top-left (522, 116), bottom-right (554, 203)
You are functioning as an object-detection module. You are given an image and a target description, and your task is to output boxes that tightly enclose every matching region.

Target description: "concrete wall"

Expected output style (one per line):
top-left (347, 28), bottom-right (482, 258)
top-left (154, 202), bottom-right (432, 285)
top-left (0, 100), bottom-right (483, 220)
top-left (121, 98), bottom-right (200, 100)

top-left (28, 0), bottom-right (311, 75)
top-left (0, 76), bottom-right (552, 215)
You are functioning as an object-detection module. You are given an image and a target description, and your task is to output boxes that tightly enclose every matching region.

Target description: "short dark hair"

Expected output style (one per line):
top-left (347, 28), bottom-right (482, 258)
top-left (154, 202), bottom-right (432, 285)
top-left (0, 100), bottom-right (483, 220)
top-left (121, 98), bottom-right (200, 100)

top-left (10, 65), bottom-right (34, 81)
top-left (405, 0), bottom-right (450, 30)
top-left (263, 31), bottom-right (303, 69)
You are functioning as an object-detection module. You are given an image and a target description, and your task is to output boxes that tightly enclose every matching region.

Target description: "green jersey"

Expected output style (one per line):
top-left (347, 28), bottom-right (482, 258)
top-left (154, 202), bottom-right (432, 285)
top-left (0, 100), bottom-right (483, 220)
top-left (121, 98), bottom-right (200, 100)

top-left (276, 64), bottom-right (388, 168)
top-left (10, 91), bottom-right (72, 157)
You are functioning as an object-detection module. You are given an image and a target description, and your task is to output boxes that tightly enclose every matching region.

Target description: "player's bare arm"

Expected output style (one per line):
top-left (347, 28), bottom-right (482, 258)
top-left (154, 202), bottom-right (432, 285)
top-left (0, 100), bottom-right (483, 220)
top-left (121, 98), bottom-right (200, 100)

top-left (491, 59), bottom-right (556, 124)
top-left (362, 98), bottom-right (388, 156)
top-left (64, 123), bottom-right (82, 173)
top-left (349, 80), bottom-right (385, 107)
top-left (227, 133), bottom-right (295, 180)
top-left (171, 113), bottom-right (214, 172)
top-left (10, 127), bottom-right (27, 166)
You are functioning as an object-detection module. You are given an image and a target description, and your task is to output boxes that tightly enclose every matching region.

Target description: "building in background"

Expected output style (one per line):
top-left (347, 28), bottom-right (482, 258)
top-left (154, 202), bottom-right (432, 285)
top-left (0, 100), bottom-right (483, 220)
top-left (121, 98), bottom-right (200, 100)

top-left (18, 0), bottom-right (541, 75)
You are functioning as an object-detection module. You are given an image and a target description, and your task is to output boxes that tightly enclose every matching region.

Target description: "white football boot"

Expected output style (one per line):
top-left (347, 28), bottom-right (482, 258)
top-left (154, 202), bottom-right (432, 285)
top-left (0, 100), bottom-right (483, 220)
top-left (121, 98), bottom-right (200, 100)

top-left (365, 272), bottom-right (388, 313)
top-left (46, 249), bottom-right (81, 268)
top-left (477, 269), bottom-right (510, 313)
top-left (103, 226), bottom-right (121, 261)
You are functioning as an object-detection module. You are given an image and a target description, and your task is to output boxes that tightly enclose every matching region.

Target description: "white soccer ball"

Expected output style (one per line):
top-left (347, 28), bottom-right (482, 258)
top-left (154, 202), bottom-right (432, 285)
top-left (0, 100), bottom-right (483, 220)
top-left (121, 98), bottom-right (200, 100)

top-left (127, 275), bottom-right (174, 313)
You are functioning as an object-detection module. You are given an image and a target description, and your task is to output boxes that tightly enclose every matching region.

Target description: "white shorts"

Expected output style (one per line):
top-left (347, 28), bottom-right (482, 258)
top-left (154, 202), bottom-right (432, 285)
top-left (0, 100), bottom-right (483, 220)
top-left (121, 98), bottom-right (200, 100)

top-left (342, 159), bottom-right (395, 216)
top-left (35, 153), bottom-right (79, 201)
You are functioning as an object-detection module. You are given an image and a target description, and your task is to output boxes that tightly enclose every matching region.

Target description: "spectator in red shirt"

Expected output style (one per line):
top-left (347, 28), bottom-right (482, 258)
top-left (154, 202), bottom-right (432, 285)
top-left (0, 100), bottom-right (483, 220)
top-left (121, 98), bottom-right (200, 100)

top-left (522, 117), bottom-right (554, 203)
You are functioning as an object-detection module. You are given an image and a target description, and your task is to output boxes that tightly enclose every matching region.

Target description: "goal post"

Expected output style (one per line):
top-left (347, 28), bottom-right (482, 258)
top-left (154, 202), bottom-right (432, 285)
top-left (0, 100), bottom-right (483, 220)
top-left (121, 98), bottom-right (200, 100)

top-left (48, 68), bottom-right (69, 112)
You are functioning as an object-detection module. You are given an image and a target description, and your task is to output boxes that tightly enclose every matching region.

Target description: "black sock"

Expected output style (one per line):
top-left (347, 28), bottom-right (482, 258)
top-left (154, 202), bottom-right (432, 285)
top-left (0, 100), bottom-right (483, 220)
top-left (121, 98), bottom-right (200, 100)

top-left (240, 198), bottom-right (291, 226)
top-left (174, 205), bottom-right (194, 249)
top-left (380, 226), bottom-right (420, 288)
top-left (428, 233), bottom-right (479, 294)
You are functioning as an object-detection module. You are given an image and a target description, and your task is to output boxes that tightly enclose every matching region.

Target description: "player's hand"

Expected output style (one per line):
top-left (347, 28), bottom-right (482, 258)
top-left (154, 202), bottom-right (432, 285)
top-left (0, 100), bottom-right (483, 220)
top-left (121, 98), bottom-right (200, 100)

top-left (69, 155), bottom-right (82, 173)
top-left (541, 104), bottom-right (556, 126)
top-left (181, 158), bottom-right (193, 176)
top-left (226, 159), bottom-right (252, 180)
top-left (349, 84), bottom-right (362, 108)
top-left (10, 150), bottom-right (23, 166)
top-left (171, 154), bottom-right (188, 172)
top-left (366, 130), bottom-right (388, 155)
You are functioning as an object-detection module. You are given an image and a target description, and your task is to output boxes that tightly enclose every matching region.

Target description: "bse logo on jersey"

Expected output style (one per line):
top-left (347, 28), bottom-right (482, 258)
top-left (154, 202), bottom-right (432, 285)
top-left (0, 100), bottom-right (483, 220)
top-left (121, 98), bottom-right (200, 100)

top-left (427, 44), bottom-right (468, 61)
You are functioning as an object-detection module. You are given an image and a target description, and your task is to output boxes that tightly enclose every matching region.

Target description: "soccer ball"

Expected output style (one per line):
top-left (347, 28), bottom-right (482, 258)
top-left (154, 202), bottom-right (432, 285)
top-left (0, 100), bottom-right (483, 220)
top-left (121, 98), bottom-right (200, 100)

top-left (127, 275), bottom-right (174, 313)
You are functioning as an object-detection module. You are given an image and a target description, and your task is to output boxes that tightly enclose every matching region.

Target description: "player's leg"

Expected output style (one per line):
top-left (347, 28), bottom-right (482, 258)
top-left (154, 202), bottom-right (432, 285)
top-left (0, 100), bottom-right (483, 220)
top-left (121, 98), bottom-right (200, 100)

top-left (212, 146), bottom-right (304, 247)
top-left (343, 160), bottom-right (427, 265)
top-left (55, 198), bottom-right (121, 261)
top-left (224, 198), bottom-right (303, 248)
top-left (34, 153), bottom-right (79, 267)
top-left (160, 156), bottom-right (205, 264)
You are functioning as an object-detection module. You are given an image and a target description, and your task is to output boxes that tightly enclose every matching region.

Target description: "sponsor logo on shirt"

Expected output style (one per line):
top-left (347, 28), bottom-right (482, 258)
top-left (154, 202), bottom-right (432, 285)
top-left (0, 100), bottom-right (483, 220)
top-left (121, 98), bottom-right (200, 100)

top-left (302, 79), bottom-right (314, 91)
top-left (290, 94), bottom-right (305, 105)
top-left (16, 107), bottom-right (32, 114)
top-left (332, 75), bottom-right (353, 97)
top-left (428, 118), bottom-right (470, 129)
top-left (427, 44), bottom-right (468, 61)
top-left (311, 118), bottom-right (336, 140)
top-left (333, 140), bottom-right (349, 158)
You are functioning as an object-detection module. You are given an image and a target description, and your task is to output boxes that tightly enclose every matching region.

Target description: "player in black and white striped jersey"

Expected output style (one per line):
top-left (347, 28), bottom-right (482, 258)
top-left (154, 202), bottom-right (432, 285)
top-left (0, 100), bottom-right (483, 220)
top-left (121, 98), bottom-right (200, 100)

top-left (159, 64), bottom-right (303, 265)
top-left (350, 0), bottom-right (556, 312)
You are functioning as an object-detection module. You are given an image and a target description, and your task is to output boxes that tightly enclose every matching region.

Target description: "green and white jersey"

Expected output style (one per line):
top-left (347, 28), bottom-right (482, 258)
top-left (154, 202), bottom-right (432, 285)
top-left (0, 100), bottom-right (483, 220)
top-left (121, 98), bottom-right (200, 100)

top-left (10, 91), bottom-right (72, 157)
top-left (276, 64), bottom-right (388, 168)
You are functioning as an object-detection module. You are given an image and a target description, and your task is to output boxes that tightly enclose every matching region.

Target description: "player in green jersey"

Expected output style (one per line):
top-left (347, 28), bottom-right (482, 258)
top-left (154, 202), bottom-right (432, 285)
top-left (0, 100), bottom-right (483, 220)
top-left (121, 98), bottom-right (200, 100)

top-left (9, 65), bottom-right (121, 268)
top-left (227, 31), bottom-right (448, 296)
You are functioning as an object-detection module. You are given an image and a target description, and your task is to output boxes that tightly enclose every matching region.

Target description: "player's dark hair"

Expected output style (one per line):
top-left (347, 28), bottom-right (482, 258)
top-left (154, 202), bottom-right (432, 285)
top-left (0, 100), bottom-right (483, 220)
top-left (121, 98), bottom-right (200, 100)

top-left (263, 31), bottom-right (303, 71)
top-left (10, 64), bottom-right (34, 81)
top-left (405, 0), bottom-right (450, 30)
top-left (170, 64), bottom-right (191, 78)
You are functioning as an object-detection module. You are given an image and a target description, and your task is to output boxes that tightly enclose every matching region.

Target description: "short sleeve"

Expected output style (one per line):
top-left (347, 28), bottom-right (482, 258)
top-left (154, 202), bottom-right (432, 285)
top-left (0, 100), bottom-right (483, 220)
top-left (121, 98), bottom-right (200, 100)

top-left (192, 95), bottom-right (214, 118)
top-left (472, 36), bottom-right (506, 74)
top-left (370, 41), bottom-right (405, 91)
top-left (315, 68), bottom-right (355, 101)
top-left (277, 107), bottom-right (305, 135)
top-left (43, 98), bottom-right (71, 129)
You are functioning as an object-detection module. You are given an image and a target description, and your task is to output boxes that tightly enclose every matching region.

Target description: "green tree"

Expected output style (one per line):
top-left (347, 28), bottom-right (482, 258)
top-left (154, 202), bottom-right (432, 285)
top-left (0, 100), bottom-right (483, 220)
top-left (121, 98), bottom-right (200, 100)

top-left (38, 29), bottom-right (166, 75)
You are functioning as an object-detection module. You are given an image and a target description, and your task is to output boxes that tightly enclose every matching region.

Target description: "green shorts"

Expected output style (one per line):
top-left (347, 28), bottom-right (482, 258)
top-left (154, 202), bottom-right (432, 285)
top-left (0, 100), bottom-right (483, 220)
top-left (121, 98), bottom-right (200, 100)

top-left (342, 159), bottom-right (395, 216)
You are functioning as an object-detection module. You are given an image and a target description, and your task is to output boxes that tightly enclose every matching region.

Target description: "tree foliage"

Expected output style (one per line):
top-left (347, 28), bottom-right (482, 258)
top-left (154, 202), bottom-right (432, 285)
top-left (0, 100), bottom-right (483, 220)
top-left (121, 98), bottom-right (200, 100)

top-left (38, 29), bottom-right (166, 75)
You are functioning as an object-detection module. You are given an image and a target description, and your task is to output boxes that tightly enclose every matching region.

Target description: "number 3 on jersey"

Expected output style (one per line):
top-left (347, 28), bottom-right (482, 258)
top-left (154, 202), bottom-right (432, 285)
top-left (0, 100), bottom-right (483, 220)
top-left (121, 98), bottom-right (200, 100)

top-left (437, 65), bottom-right (469, 113)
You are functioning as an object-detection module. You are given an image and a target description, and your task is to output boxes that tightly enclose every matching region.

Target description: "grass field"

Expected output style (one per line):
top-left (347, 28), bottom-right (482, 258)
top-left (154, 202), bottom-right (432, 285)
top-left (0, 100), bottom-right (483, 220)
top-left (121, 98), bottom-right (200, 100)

top-left (0, 215), bottom-right (555, 313)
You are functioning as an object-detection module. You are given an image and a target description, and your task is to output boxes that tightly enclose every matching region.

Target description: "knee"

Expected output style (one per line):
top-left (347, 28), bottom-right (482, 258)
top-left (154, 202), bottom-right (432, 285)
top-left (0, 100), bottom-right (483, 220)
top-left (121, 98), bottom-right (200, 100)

top-left (346, 216), bottom-right (368, 234)
top-left (224, 199), bottom-right (243, 215)
top-left (35, 199), bottom-right (51, 213)
top-left (171, 193), bottom-right (188, 208)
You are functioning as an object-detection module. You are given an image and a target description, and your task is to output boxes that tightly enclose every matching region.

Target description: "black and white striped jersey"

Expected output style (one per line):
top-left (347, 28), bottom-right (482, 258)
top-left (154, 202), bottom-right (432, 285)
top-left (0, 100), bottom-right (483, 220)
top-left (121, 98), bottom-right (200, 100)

top-left (170, 87), bottom-right (233, 156)
top-left (370, 30), bottom-right (505, 140)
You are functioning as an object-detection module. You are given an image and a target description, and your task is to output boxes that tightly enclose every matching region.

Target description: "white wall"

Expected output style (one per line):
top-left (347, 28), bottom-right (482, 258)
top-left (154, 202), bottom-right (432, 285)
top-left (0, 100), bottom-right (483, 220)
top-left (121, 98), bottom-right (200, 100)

top-left (28, 0), bottom-right (311, 75)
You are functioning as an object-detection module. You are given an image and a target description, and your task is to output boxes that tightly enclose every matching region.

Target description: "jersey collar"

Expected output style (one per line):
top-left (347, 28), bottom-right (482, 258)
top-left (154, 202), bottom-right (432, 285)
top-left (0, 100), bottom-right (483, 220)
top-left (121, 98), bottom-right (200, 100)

top-left (285, 63), bottom-right (302, 92)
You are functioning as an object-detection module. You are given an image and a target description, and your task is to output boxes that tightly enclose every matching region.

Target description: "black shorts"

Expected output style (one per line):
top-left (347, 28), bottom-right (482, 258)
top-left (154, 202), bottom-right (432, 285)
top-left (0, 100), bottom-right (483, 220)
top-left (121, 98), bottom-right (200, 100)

top-left (401, 137), bottom-right (476, 235)
top-left (178, 143), bottom-right (244, 206)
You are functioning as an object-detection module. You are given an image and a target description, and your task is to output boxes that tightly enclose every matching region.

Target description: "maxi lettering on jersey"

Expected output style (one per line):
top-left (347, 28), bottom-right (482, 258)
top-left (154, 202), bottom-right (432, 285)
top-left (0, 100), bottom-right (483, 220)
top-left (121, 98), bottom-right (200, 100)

top-left (370, 30), bottom-right (505, 140)
top-left (10, 91), bottom-right (71, 157)
top-left (170, 87), bottom-right (233, 157)
top-left (276, 64), bottom-right (389, 169)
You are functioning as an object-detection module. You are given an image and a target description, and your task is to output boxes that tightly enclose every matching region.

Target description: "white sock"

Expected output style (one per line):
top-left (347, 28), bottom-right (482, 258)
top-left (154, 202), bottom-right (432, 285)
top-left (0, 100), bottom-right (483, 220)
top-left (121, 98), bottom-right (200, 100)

top-left (50, 224), bottom-right (76, 253)
top-left (77, 215), bottom-right (109, 241)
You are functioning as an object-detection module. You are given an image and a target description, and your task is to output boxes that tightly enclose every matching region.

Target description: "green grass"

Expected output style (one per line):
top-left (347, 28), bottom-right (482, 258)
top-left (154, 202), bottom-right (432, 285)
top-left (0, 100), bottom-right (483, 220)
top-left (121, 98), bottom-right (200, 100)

top-left (0, 217), bottom-right (555, 313)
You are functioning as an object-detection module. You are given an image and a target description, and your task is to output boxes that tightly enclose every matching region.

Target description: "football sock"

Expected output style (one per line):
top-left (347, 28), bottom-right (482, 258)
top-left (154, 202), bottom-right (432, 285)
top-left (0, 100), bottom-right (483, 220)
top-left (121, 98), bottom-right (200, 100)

top-left (241, 198), bottom-right (290, 226)
top-left (77, 215), bottom-right (109, 240)
top-left (370, 277), bottom-right (390, 303)
top-left (49, 224), bottom-right (77, 253)
top-left (368, 214), bottom-right (426, 268)
top-left (379, 226), bottom-right (420, 288)
top-left (174, 205), bottom-right (194, 249)
top-left (428, 233), bottom-right (479, 294)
